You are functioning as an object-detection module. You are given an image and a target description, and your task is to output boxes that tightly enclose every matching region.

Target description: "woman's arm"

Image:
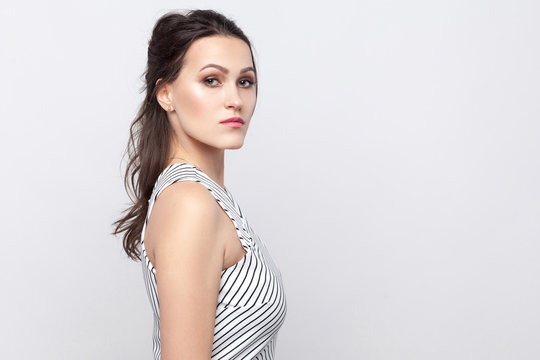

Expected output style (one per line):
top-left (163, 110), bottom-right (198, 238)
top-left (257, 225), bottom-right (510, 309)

top-left (146, 181), bottom-right (224, 360)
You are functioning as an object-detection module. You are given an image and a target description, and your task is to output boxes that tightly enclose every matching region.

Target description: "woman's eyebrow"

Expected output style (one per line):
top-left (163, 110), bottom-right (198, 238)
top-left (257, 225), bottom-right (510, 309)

top-left (199, 64), bottom-right (255, 74)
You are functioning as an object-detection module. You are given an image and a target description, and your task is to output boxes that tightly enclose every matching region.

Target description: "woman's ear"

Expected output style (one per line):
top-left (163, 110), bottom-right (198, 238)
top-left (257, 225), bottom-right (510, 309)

top-left (155, 79), bottom-right (174, 112)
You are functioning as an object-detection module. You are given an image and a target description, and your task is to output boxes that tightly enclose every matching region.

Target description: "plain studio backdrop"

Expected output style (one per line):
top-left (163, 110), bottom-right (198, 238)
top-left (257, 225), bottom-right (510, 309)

top-left (1, 0), bottom-right (538, 359)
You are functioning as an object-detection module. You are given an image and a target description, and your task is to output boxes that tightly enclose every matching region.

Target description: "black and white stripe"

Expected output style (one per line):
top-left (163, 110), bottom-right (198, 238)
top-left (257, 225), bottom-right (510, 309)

top-left (140, 163), bottom-right (287, 360)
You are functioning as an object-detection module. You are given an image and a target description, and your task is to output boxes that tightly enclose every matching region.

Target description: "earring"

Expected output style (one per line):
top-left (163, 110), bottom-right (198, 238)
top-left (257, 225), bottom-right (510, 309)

top-left (167, 105), bottom-right (172, 111)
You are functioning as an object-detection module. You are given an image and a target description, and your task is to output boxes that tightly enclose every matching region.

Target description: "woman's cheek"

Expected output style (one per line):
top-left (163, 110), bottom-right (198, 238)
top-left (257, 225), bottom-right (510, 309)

top-left (177, 85), bottom-right (207, 117)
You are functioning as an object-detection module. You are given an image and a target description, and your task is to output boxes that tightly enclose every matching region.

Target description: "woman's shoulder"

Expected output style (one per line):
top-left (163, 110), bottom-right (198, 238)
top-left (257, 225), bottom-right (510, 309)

top-left (144, 180), bottom-right (222, 266)
top-left (150, 163), bottom-right (200, 200)
top-left (153, 179), bottom-right (219, 224)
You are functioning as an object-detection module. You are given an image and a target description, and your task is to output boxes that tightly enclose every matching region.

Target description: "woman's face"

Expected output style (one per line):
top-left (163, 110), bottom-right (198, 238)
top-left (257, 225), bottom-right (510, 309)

top-left (161, 35), bottom-right (257, 153)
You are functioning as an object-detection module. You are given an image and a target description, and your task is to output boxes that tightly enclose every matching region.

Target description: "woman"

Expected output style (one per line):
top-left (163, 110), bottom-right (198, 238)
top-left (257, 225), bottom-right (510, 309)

top-left (113, 9), bottom-right (287, 360)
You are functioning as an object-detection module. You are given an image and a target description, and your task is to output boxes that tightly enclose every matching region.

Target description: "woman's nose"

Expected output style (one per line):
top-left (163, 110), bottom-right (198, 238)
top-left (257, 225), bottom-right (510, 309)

top-left (224, 84), bottom-right (243, 110)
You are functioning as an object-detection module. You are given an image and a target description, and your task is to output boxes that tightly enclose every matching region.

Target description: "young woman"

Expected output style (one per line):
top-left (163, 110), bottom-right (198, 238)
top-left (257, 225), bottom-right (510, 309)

top-left (113, 9), bottom-right (287, 360)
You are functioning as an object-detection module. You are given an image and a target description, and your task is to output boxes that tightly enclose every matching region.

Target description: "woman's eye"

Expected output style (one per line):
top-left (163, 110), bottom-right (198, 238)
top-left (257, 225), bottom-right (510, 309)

top-left (204, 78), bottom-right (220, 87)
top-left (239, 79), bottom-right (255, 87)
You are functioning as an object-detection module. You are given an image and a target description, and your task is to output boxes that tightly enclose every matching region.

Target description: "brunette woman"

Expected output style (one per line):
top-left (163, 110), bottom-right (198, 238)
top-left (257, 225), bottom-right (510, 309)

top-left (113, 9), bottom-right (287, 360)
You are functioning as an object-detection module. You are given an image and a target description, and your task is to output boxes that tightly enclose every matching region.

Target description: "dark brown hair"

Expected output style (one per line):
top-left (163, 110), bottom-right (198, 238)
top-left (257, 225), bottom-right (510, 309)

top-left (113, 9), bottom-right (257, 260)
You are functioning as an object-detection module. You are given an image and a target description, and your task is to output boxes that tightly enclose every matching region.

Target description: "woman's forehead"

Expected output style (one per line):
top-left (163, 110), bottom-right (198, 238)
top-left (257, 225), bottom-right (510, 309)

top-left (182, 35), bottom-right (254, 71)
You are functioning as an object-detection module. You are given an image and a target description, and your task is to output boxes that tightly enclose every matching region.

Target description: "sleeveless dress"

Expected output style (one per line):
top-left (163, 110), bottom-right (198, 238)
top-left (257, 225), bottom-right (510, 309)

top-left (140, 163), bottom-right (287, 360)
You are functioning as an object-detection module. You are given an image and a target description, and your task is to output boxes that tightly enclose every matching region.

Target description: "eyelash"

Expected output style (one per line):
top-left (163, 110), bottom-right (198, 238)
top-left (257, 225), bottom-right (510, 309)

top-left (203, 77), bottom-right (256, 88)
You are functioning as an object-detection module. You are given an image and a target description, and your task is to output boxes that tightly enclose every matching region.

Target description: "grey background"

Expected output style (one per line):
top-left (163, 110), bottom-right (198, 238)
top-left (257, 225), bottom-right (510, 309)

top-left (1, 0), bottom-right (539, 359)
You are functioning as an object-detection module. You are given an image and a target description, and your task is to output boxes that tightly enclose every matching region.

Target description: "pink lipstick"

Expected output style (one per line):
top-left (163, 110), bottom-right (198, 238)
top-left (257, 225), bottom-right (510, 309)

top-left (220, 117), bottom-right (244, 128)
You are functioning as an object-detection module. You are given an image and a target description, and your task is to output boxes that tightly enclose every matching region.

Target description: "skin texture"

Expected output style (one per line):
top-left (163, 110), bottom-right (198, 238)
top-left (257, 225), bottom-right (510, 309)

top-left (144, 35), bottom-right (257, 359)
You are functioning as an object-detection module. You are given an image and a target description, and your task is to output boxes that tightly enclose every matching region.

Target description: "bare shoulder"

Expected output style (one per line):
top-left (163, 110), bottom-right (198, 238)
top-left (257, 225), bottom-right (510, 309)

top-left (144, 180), bottom-right (222, 267)
top-left (153, 180), bottom-right (218, 219)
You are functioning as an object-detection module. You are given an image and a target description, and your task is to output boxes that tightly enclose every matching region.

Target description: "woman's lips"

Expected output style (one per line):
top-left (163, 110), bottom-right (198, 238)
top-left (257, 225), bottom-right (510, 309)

top-left (220, 117), bottom-right (244, 128)
top-left (221, 121), bottom-right (244, 128)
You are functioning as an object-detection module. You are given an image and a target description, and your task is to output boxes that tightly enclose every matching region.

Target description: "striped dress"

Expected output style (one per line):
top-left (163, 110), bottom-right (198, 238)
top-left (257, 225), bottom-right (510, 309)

top-left (141, 163), bottom-right (287, 360)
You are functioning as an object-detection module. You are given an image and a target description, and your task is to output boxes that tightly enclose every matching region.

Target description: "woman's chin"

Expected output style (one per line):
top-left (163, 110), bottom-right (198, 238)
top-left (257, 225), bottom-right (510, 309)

top-left (226, 141), bottom-right (245, 150)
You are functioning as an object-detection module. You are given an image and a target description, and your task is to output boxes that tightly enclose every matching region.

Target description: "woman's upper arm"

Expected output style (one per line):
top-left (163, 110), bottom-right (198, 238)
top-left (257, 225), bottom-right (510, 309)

top-left (147, 181), bottom-right (223, 360)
